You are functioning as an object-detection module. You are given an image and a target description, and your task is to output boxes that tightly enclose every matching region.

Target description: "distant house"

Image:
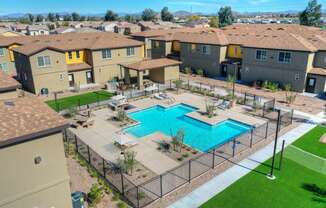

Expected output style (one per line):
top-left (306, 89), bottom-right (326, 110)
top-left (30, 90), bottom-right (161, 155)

top-left (69, 21), bottom-right (84, 28)
top-left (27, 25), bottom-right (50, 36)
top-left (114, 22), bottom-right (141, 35)
top-left (51, 27), bottom-right (76, 34)
top-left (184, 20), bottom-right (210, 28)
top-left (12, 24), bottom-right (28, 34)
top-left (0, 28), bottom-right (24, 37)
top-left (98, 22), bottom-right (118, 32)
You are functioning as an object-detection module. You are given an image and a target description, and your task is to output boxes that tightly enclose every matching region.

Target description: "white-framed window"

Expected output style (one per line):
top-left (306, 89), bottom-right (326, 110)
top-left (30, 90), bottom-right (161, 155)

top-left (37, 56), bottom-right (51, 67)
top-left (201, 45), bottom-right (210, 55)
top-left (0, 63), bottom-right (8, 72)
top-left (24, 73), bottom-right (27, 81)
top-left (68, 51), bottom-right (73, 59)
top-left (295, 73), bottom-right (300, 80)
top-left (278, 52), bottom-right (291, 63)
top-left (256, 50), bottom-right (267, 61)
top-left (0, 48), bottom-right (4, 56)
top-left (76, 50), bottom-right (80, 59)
top-left (59, 73), bottom-right (64, 80)
top-left (102, 49), bottom-right (112, 59)
top-left (127, 47), bottom-right (135, 57)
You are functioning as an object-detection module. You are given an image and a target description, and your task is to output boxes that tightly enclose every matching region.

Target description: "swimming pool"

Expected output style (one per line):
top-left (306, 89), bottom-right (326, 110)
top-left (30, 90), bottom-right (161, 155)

top-left (124, 104), bottom-right (251, 152)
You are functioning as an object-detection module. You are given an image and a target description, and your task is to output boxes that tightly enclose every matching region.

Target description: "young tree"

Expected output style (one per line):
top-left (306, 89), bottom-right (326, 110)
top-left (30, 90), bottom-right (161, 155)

top-left (35, 14), bottom-right (44, 22)
top-left (173, 79), bottom-right (184, 94)
top-left (26, 13), bottom-right (34, 22)
top-left (71, 12), bottom-right (80, 21)
top-left (63, 14), bottom-right (72, 21)
top-left (161, 7), bottom-right (174, 22)
top-left (299, 0), bottom-right (322, 26)
top-left (124, 15), bottom-right (134, 23)
top-left (55, 13), bottom-right (61, 21)
top-left (218, 6), bottom-right (234, 27)
top-left (209, 16), bottom-right (219, 28)
top-left (47, 13), bottom-right (55, 22)
top-left (104, 10), bottom-right (118, 21)
top-left (188, 15), bottom-right (200, 21)
top-left (142, 8), bottom-right (156, 21)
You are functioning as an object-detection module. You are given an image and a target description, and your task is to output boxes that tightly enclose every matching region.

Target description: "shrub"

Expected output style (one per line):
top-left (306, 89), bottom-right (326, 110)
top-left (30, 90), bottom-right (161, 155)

top-left (196, 69), bottom-right (204, 76)
top-left (117, 201), bottom-right (128, 208)
top-left (182, 153), bottom-right (189, 158)
top-left (184, 67), bottom-right (192, 75)
top-left (117, 109), bottom-right (127, 122)
top-left (138, 191), bottom-right (146, 200)
top-left (112, 193), bottom-right (120, 201)
top-left (262, 81), bottom-right (279, 92)
top-left (87, 184), bottom-right (104, 206)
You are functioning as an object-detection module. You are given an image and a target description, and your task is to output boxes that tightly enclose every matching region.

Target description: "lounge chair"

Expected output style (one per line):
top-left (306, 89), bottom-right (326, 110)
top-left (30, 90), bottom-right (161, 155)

top-left (217, 100), bottom-right (230, 110)
top-left (108, 95), bottom-right (128, 110)
top-left (153, 92), bottom-right (169, 100)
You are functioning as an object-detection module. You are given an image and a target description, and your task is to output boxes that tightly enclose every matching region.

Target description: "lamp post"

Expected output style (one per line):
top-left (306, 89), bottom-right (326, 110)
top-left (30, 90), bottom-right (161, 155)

top-left (267, 109), bottom-right (281, 180)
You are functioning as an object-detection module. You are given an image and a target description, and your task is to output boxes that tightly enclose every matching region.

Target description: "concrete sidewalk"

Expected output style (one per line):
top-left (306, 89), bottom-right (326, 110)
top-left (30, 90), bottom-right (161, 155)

top-left (169, 114), bottom-right (324, 208)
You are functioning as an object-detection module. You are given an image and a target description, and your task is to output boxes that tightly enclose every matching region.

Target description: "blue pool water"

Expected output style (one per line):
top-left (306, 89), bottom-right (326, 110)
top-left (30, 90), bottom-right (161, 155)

top-left (124, 104), bottom-right (251, 152)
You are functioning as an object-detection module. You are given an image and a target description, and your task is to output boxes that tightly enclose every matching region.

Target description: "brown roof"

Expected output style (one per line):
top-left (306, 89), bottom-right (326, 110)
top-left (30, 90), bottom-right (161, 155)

top-left (0, 71), bottom-right (20, 92)
top-left (309, 67), bottom-right (326, 76)
top-left (121, 58), bottom-right (181, 71)
top-left (0, 96), bottom-right (68, 147)
top-left (67, 63), bottom-right (92, 72)
top-left (138, 24), bottom-right (326, 52)
top-left (0, 32), bottom-right (143, 56)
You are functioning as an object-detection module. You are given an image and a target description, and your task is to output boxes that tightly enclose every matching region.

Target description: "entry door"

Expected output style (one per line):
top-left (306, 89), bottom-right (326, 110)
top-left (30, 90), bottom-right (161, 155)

top-left (68, 74), bottom-right (75, 87)
top-left (237, 66), bottom-right (242, 81)
top-left (221, 64), bottom-right (227, 77)
top-left (305, 77), bottom-right (316, 93)
top-left (86, 71), bottom-right (93, 84)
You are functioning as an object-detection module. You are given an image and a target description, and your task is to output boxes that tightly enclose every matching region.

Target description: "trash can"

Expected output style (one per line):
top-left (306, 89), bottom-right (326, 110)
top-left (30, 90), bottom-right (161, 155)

top-left (71, 191), bottom-right (85, 208)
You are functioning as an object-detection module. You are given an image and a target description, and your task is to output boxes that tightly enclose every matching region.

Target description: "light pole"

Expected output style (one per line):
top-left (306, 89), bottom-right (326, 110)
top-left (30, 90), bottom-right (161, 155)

top-left (267, 109), bottom-right (281, 180)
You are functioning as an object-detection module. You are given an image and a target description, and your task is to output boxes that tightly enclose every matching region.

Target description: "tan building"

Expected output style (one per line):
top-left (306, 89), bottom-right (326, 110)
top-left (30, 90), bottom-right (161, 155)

top-left (0, 96), bottom-right (72, 208)
top-left (133, 24), bottom-right (326, 94)
top-left (0, 70), bottom-right (20, 99)
top-left (0, 32), bottom-right (145, 94)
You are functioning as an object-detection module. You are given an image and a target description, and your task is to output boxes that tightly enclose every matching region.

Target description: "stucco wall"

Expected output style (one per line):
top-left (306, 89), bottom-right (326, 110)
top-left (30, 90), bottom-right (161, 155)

top-left (0, 90), bottom-right (17, 100)
top-left (164, 65), bottom-right (180, 82)
top-left (0, 47), bottom-right (16, 75)
top-left (0, 132), bottom-right (72, 208)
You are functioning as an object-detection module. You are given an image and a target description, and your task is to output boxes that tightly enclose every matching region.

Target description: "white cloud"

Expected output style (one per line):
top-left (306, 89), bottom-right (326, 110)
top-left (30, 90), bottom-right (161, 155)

top-left (248, 0), bottom-right (271, 5)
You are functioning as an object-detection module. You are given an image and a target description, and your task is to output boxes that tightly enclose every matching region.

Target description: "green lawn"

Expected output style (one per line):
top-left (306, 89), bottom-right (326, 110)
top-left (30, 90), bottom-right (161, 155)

top-left (201, 126), bottom-right (326, 208)
top-left (46, 90), bottom-right (114, 111)
top-left (292, 126), bottom-right (326, 159)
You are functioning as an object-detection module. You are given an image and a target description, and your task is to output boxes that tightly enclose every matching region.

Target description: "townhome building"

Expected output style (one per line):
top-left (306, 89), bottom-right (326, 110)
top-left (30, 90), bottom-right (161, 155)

top-left (133, 24), bottom-right (326, 94)
top-left (0, 77), bottom-right (72, 208)
top-left (0, 32), bottom-right (144, 94)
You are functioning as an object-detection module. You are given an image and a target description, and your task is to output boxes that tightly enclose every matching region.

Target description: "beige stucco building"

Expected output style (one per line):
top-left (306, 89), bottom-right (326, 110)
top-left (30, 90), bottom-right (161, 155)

top-left (0, 96), bottom-right (72, 208)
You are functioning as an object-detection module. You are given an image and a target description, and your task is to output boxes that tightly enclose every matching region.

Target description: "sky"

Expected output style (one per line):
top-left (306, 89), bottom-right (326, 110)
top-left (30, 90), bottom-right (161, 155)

top-left (0, 0), bottom-right (325, 15)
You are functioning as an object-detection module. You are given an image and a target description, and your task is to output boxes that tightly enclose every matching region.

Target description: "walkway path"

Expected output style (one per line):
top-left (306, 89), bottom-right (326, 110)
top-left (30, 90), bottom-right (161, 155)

top-left (169, 112), bottom-right (324, 208)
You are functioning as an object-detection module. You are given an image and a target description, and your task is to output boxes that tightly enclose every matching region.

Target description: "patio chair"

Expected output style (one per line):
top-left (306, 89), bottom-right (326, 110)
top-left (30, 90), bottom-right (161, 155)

top-left (217, 100), bottom-right (230, 110)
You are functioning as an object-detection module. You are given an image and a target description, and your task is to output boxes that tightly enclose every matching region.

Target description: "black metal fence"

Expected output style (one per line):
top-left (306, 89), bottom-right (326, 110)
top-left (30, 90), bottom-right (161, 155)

top-left (63, 113), bottom-right (293, 208)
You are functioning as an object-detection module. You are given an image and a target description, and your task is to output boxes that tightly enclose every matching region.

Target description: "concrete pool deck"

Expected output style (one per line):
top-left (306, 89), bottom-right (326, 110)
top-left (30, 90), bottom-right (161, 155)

top-left (168, 112), bottom-right (324, 208)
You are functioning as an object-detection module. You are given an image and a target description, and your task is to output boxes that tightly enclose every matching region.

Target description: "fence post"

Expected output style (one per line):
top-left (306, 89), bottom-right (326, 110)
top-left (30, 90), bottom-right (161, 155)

top-left (262, 103), bottom-right (266, 117)
top-left (170, 80), bottom-right (172, 89)
top-left (188, 80), bottom-right (190, 90)
top-left (232, 139), bottom-right (236, 157)
top-left (212, 149), bottom-right (215, 169)
top-left (87, 146), bottom-right (91, 163)
top-left (199, 83), bottom-right (202, 92)
top-left (74, 135), bottom-right (78, 152)
top-left (244, 93), bottom-right (247, 105)
top-left (78, 99), bottom-right (81, 110)
top-left (265, 122), bottom-right (269, 139)
top-left (160, 175), bottom-right (163, 197)
top-left (188, 160), bottom-right (191, 182)
top-left (279, 140), bottom-right (286, 171)
top-left (121, 171), bottom-right (125, 195)
top-left (103, 158), bottom-right (106, 176)
top-left (250, 129), bottom-right (254, 148)
top-left (290, 109), bottom-right (294, 124)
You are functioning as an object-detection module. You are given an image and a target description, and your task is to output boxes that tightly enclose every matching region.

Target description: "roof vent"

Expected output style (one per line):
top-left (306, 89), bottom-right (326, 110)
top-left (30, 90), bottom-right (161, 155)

top-left (277, 28), bottom-right (284, 30)
top-left (267, 28), bottom-right (272, 30)
top-left (4, 101), bottom-right (15, 107)
top-left (68, 39), bottom-right (72, 41)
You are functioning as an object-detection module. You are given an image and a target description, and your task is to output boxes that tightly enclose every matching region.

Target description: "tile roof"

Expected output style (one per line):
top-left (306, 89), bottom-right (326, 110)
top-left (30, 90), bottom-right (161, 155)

top-left (0, 71), bottom-right (20, 92)
top-left (309, 67), bottom-right (326, 76)
top-left (0, 96), bottom-right (68, 147)
top-left (121, 58), bottom-right (181, 71)
top-left (0, 31), bottom-right (143, 56)
top-left (135, 24), bottom-right (326, 52)
top-left (67, 62), bottom-right (92, 72)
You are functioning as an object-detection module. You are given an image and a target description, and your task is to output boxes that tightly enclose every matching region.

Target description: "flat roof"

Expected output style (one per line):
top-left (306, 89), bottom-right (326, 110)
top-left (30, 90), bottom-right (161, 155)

top-left (0, 71), bottom-right (20, 92)
top-left (121, 58), bottom-right (181, 71)
top-left (309, 67), bottom-right (326, 76)
top-left (0, 96), bottom-right (69, 148)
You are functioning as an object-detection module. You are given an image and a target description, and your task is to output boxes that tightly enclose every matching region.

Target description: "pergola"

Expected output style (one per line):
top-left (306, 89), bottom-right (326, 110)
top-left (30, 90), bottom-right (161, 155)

top-left (120, 58), bottom-right (181, 90)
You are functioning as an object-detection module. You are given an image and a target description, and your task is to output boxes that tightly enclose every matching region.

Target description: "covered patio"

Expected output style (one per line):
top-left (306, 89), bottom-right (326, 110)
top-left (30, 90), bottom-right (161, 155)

top-left (120, 58), bottom-right (181, 89)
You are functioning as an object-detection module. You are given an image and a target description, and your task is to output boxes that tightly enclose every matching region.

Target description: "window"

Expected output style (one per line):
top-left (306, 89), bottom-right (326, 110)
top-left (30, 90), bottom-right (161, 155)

top-left (68, 51), bottom-right (73, 59)
top-left (256, 50), bottom-right (267, 60)
top-left (153, 41), bottom-right (160, 48)
top-left (127, 47), bottom-right (135, 57)
top-left (102, 49), bottom-right (111, 59)
top-left (76, 50), bottom-right (80, 59)
top-left (37, 56), bottom-right (51, 67)
top-left (0, 63), bottom-right (8, 72)
top-left (59, 73), bottom-right (64, 80)
top-left (295, 73), bottom-right (300, 80)
top-left (201, 45), bottom-right (210, 54)
top-left (191, 44), bottom-right (196, 52)
top-left (278, 52), bottom-right (291, 63)
top-left (0, 48), bottom-right (4, 56)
